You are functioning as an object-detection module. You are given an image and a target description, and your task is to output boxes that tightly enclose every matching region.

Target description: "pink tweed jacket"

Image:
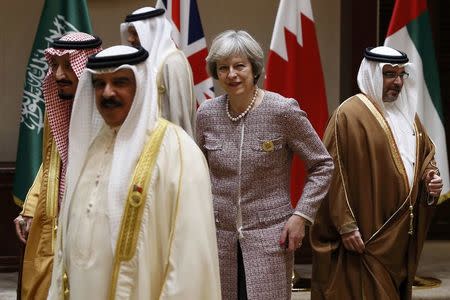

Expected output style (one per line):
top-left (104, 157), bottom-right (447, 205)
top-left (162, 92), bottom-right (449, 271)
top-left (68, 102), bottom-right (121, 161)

top-left (197, 91), bottom-right (333, 300)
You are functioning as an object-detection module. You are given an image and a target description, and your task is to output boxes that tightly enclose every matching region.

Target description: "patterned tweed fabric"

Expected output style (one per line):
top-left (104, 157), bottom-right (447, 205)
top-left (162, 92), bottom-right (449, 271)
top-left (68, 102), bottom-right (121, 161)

top-left (197, 91), bottom-right (333, 300)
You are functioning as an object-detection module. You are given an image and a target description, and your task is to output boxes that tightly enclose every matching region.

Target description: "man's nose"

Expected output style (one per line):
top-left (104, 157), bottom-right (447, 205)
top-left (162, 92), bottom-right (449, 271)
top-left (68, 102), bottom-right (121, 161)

top-left (393, 75), bottom-right (403, 85)
top-left (102, 83), bottom-right (115, 97)
top-left (55, 65), bottom-right (65, 80)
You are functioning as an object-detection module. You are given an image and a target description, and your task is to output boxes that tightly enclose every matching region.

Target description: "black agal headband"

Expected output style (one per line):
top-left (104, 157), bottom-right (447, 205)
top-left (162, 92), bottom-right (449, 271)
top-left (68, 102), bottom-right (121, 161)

top-left (50, 35), bottom-right (102, 50)
top-left (124, 8), bottom-right (165, 22)
top-left (364, 47), bottom-right (409, 64)
top-left (87, 47), bottom-right (149, 69)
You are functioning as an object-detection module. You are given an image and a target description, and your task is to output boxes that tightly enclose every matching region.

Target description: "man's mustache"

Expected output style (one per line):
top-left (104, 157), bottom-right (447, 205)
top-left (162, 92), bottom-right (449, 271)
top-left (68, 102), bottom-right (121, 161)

top-left (101, 97), bottom-right (123, 108)
top-left (56, 79), bottom-right (73, 85)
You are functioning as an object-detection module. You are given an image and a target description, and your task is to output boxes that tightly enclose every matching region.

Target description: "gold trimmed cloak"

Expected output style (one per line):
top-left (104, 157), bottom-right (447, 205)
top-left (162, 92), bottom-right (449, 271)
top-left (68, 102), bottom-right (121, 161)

top-left (21, 117), bottom-right (61, 300)
top-left (311, 94), bottom-right (437, 300)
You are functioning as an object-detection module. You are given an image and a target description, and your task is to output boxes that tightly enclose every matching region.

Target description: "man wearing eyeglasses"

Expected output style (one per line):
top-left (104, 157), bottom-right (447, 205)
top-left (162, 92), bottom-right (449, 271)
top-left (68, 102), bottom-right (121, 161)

top-left (310, 46), bottom-right (443, 300)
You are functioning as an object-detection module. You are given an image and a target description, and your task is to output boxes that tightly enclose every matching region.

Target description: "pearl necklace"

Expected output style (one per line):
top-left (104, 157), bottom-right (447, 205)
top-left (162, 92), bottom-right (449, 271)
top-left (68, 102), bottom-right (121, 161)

top-left (226, 88), bottom-right (258, 122)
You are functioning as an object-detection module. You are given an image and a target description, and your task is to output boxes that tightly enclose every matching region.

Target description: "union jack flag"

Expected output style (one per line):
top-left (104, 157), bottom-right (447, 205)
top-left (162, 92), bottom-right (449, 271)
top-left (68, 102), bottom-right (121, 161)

top-left (156, 0), bottom-right (214, 104)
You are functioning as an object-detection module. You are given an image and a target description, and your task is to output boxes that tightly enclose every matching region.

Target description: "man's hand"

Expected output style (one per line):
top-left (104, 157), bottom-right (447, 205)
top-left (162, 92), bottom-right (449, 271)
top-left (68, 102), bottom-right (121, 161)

top-left (279, 215), bottom-right (306, 252)
top-left (14, 215), bottom-right (33, 244)
top-left (425, 170), bottom-right (443, 197)
top-left (341, 230), bottom-right (365, 254)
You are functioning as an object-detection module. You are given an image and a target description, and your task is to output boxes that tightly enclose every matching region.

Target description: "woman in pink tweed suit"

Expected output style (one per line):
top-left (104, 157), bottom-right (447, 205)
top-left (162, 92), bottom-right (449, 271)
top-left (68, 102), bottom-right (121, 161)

top-left (196, 30), bottom-right (334, 300)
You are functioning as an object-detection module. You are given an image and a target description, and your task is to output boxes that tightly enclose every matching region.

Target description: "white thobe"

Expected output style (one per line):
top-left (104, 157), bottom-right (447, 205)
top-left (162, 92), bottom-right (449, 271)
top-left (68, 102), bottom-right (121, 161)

top-left (49, 123), bottom-right (221, 300)
top-left (385, 104), bottom-right (417, 187)
top-left (157, 50), bottom-right (196, 138)
top-left (65, 126), bottom-right (116, 299)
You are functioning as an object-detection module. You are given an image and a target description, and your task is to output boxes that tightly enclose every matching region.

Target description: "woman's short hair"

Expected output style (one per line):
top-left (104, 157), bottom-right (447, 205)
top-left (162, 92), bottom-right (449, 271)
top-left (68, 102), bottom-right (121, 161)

top-left (206, 30), bottom-right (264, 84)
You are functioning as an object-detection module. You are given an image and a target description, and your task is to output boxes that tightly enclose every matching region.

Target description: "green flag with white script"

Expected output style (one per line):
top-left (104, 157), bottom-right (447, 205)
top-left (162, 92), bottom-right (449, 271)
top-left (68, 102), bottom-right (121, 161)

top-left (13, 0), bottom-right (93, 206)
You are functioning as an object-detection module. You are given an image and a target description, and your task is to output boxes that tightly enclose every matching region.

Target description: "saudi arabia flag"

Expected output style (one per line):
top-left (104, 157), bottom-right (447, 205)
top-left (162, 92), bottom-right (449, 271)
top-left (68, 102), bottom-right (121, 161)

top-left (13, 0), bottom-right (93, 206)
top-left (384, 0), bottom-right (449, 203)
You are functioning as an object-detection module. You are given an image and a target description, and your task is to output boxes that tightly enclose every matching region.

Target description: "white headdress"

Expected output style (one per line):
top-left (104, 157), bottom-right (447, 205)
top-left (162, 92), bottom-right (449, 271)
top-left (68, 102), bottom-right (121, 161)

top-left (357, 46), bottom-right (418, 186)
top-left (63, 45), bottom-right (158, 250)
top-left (120, 7), bottom-right (177, 74)
top-left (357, 46), bottom-right (418, 125)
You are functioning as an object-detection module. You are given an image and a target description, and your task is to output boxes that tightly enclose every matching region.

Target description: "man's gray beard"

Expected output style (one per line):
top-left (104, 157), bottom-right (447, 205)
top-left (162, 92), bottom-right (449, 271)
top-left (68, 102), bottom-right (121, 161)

top-left (58, 92), bottom-right (75, 101)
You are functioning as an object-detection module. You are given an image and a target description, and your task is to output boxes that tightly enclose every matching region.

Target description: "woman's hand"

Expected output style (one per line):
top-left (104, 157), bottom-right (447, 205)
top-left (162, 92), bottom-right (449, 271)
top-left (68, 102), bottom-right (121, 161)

top-left (279, 215), bottom-right (306, 252)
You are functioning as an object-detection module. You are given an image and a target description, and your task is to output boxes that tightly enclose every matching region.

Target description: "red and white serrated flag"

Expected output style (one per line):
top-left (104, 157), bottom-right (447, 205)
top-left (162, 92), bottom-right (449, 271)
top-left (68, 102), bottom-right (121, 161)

top-left (156, 0), bottom-right (214, 104)
top-left (265, 0), bottom-right (328, 206)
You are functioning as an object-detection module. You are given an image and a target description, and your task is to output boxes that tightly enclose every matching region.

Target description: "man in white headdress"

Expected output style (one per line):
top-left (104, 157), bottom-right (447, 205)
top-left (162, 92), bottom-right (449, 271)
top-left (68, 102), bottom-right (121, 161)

top-left (311, 46), bottom-right (443, 300)
top-left (13, 32), bottom-right (102, 300)
top-left (120, 6), bottom-right (196, 137)
top-left (48, 45), bottom-right (221, 299)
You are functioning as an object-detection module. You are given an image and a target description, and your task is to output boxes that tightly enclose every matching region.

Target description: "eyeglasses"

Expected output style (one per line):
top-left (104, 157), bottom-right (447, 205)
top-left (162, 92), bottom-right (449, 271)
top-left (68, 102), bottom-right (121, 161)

top-left (383, 71), bottom-right (409, 79)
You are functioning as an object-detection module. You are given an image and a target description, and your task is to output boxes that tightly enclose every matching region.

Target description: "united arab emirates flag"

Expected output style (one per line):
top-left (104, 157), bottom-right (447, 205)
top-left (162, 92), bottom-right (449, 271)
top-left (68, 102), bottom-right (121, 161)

top-left (13, 0), bottom-right (93, 206)
top-left (384, 0), bottom-right (449, 203)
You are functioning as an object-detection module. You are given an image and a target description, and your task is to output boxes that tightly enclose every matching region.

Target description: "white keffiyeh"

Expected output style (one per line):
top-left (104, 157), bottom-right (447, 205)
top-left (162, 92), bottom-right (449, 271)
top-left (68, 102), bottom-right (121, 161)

top-left (62, 45), bottom-right (158, 251)
top-left (120, 6), bottom-right (177, 75)
top-left (357, 46), bottom-right (418, 187)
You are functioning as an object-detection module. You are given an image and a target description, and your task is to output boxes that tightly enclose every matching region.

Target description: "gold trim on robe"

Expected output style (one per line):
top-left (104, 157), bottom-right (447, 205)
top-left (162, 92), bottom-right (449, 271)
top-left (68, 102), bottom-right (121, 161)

top-left (311, 94), bottom-right (438, 300)
top-left (357, 94), bottom-right (419, 242)
top-left (109, 119), bottom-right (169, 299)
top-left (333, 99), bottom-right (357, 222)
top-left (21, 116), bottom-right (62, 300)
top-left (357, 94), bottom-right (409, 191)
